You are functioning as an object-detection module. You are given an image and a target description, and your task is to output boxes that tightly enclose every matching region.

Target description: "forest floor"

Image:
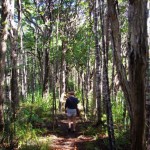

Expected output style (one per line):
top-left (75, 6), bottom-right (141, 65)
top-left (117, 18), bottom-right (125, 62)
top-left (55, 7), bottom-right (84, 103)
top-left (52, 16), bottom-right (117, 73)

top-left (44, 114), bottom-right (108, 150)
top-left (1, 113), bottom-right (130, 150)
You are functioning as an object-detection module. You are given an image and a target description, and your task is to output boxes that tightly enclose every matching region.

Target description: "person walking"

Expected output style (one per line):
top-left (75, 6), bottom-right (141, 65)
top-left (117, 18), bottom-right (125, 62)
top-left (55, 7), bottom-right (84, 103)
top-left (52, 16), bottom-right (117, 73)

top-left (65, 91), bottom-right (79, 132)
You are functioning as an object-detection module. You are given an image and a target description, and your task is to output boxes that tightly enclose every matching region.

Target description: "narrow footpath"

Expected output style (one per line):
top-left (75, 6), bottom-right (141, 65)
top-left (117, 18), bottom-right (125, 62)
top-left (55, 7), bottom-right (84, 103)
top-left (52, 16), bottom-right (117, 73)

top-left (46, 114), bottom-right (108, 150)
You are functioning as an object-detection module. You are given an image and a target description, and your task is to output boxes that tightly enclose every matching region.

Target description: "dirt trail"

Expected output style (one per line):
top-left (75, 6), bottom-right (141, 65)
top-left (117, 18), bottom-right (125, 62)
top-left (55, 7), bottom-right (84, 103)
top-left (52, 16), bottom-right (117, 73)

top-left (48, 115), bottom-right (108, 150)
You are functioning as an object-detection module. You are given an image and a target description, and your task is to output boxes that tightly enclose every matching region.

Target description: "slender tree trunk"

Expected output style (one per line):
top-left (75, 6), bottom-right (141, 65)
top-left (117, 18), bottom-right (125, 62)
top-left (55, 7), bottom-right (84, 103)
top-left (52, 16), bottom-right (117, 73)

top-left (81, 71), bottom-right (86, 119)
top-left (42, 0), bottom-right (53, 97)
top-left (94, 0), bottom-right (101, 125)
top-left (9, 1), bottom-right (19, 147)
top-left (85, 43), bottom-right (90, 114)
top-left (92, 66), bottom-right (97, 116)
top-left (9, 0), bottom-right (19, 114)
top-left (17, 0), bottom-right (27, 100)
top-left (52, 58), bottom-right (57, 129)
top-left (42, 48), bottom-right (50, 97)
top-left (111, 56), bottom-right (115, 101)
top-left (59, 40), bottom-right (66, 111)
top-left (146, 3), bottom-right (150, 149)
top-left (77, 69), bottom-right (80, 90)
top-left (100, 0), bottom-right (116, 149)
top-left (28, 56), bottom-right (35, 124)
top-left (146, 56), bottom-right (150, 149)
top-left (0, 0), bottom-right (9, 131)
top-left (103, 53), bottom-right (116, 150)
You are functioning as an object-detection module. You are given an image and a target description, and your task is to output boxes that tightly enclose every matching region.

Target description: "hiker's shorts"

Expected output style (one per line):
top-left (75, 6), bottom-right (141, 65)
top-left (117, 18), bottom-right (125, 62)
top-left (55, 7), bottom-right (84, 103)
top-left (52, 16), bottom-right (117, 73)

top-left (67, 108), bottom-right (77, 117)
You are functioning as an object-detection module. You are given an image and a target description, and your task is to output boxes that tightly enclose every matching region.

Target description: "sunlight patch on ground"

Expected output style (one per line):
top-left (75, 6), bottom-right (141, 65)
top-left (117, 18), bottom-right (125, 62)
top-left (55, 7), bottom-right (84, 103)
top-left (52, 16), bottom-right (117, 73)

top-left (19, 135), bottom-right (53, 149)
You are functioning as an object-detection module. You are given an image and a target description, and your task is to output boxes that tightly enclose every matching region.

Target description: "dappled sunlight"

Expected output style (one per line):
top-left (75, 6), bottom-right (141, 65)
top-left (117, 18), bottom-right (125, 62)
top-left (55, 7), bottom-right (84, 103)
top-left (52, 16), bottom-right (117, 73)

top-left (18, 114), bottom-right (109, 150)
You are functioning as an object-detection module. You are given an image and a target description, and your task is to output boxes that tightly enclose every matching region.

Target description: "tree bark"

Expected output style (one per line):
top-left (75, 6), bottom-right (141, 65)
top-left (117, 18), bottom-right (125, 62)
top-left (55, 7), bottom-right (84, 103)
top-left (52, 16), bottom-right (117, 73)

top-left (42, 48), bottom-right (50, 97)
top-left (17, 0), bottom-right (28, 99)
top-left (0, 0), bottom-right (9, 131)
top-left (128, 0), bottom-right (148, 149)
top-left (94, 0), bottom-right (102, 125)
top-left (146, 3), bottom-right (150, 148)
top-left (59, 40), bottom-right (67, 111)
top-left (107, 0), bottom-right (148, 149)
top-left (100, 0), bottom-right (116, 149)
top-left (9, 0), bottom-right (19, 114)
top-left (146, 58), bottom-right (150, 149)
top-left (42, 0), bottom-right (53, 97)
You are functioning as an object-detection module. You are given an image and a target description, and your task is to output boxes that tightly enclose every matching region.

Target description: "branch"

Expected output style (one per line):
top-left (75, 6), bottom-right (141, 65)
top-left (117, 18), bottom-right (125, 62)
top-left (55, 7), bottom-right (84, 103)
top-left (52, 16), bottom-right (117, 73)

top-left (22, 8), bottom-right (44, 34)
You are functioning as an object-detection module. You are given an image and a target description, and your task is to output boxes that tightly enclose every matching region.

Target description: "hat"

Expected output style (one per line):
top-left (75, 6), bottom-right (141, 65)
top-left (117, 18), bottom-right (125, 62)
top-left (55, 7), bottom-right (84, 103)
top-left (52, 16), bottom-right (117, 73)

top-left (68, 91), bottom-right (75, 96)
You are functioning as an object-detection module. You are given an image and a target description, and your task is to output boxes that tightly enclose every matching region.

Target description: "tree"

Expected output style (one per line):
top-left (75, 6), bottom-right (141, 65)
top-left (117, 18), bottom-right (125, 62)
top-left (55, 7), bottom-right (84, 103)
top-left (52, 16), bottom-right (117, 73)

top-left (17, 0), bottom-right (27, 99)
top-left (42, 0), bottom-right (54, 97)
top-left (0, 0), bottom-right (9, 131)
top-left (100, 0), bottom-right (116, 149)
top-left (9, 0), bottom-right (19, 117)
top-left (107, 0), bottom-right (148, 149)
top-left (94, 0), bottom-right (102, 125)
top-left (128, 0), bottom-right (148, 149)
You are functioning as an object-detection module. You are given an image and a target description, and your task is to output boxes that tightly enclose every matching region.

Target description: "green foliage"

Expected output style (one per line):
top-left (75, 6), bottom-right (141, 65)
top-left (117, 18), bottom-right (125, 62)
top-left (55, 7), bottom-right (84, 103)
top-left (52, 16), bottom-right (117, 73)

top-left (19, 98), bottom-right (52, 125)
top-left (84, 126), bottom-right (99, 136)
top-left (115, 130), bottom-right (130, 149)
top-left (112, 91), bottom-right (125, 123)
top-left (19, 135), bottom-right (53, 150)
top-left (101, 114), bottom-right (107, 124)
top-left (23, 31), bottom-right (35, 49)
top-left (102, 129), bottom-right (130, 149)
top-left (111, 91), bottom-right (130, 148)
top-left (15, 93), bottom-right (54, 149)
top-left (82, 124), bottom-right (105, 138)
top-left (67, 79), bottom-right (75, 91)
top-left (66, 24), bottom-right (95, 69)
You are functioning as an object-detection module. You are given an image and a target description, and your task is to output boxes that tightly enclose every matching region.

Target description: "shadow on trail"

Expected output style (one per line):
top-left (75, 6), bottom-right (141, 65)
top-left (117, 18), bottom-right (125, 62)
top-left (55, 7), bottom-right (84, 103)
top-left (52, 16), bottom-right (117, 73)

top-left (47, 114), bottom-right (108, 150)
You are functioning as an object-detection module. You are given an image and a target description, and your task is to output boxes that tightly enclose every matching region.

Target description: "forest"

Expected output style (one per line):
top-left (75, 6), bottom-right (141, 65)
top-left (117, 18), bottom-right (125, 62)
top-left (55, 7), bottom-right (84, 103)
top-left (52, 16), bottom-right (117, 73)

top-left (0, 0), bottom-right (149, 150)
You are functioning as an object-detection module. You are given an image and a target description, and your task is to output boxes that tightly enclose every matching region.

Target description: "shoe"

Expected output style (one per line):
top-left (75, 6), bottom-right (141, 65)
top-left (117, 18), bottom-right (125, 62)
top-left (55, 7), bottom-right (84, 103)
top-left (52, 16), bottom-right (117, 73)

top-left (72, 130), bottom-right (76, 133)
top-left (68, 128), bottom-right (71, 132)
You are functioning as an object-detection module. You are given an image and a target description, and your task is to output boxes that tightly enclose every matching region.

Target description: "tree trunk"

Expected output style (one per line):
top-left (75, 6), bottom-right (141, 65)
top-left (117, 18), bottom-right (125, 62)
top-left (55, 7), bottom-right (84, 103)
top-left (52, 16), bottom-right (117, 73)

top-left (103, 53), bottom-right (116, 150)
top-left (59, 40), bottom-right (66, 111)
top-left (0, 0), bottom-right (9, 131)
top-left (10, 0), bottom-right (19, 114)
top-left (100, 0), bottom-right (116, 149)
top-left (42, 48), bottom-right (50, 97)
top-left (17, 0), bottom-right (27, 99)
top-left (81, 72), bottom-right (86, 119)
top-left (146, 57), bottom-right (150, 149)
top-left (128, 0), bottom-right (148, 149)
top-left (107, 0), bottom-right (148, 149)
top-left (107, 0), bottom-right (132, 118)
top-left (146, 3), bottom-right (150, 149)
top-left (94, 0), bottom-right (102, 125)
top-left (42, 0), bottom-right (53, 97)
top-left (85, 45), bottom-right (90, 114)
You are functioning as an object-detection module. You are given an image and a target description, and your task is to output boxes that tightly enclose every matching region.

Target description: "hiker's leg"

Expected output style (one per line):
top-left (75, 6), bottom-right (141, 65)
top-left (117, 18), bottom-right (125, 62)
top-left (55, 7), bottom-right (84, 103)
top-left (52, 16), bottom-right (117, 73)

top-left (72, 116), bottom-right (76, 131)
top-left (68, 117), bottom-right (72, 129)
top-left (67, 109), bottom-right (76, 131)
top-left (66, 109), bottom-right (72, 130)
top-left (72, 109), bottom-right (77, 131)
